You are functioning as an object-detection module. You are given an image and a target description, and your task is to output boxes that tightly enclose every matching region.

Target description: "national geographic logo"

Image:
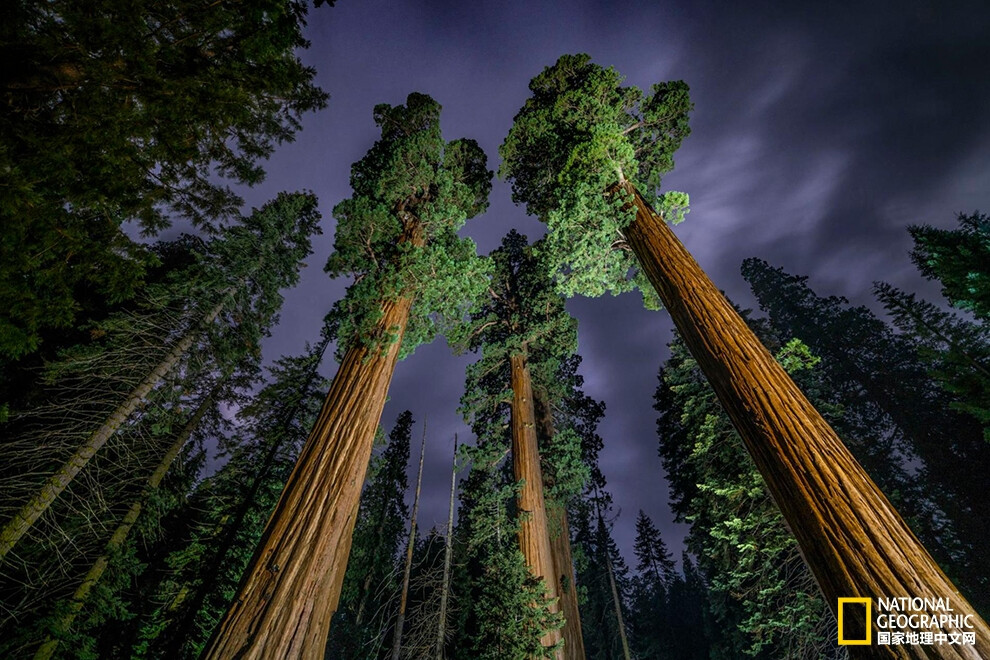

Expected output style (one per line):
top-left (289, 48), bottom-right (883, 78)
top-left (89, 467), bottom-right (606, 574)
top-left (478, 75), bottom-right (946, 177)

top-left (837, 598), bottom-right (871, 645)
top-left (838, 597), bottom-right (977, 648)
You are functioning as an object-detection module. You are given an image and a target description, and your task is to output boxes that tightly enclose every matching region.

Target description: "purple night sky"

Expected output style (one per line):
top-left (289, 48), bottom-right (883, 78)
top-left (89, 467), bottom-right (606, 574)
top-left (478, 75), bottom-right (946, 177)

top-left (202, 0), bottom-right (990, 565)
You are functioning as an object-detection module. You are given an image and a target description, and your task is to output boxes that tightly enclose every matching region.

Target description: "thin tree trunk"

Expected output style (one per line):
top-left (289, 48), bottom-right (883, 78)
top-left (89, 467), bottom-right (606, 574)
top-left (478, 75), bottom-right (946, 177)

top-left (435, 434), bottom-right (458, 660)
top-left (618, 181), bottom-right (990, 658)
top-left (533, 388), bottom-right (586, 660)
top-left (391, 419), bottom-right (427, 660)
top-left (510, 352), bottom-right (563, 658)
top-left (32, 387), bottom-right (217, 660)
top-left (0, 295), bottom-right (229, 563)
top-left (603, 542), bottom-right (632, 660)
top-left (203, 287), bottom-right (418, 659)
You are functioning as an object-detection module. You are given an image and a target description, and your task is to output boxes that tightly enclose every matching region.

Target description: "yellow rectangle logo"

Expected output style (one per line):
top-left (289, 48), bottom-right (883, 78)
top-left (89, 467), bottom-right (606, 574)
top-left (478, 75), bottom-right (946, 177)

top-left (838, 598), bottom-right (872, 645)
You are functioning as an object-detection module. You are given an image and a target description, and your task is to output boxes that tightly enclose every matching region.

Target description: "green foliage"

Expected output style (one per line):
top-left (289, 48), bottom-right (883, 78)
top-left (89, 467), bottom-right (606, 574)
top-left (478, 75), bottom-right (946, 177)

top-left (132, 335), bottom-right (331, 658)
top-left (0, 0), bottom-right (328, 360)
top-left (743, 257), bottom-right (990, 612)
top-left (909, 212), bottom-right (990, 321)
top-left (656, 324), bottom-right (842, 658)
top-left (450, 439), bottom-right (562, 659)
top-left (325, 92), bottom-right (492, 359)
top-left (499, 53), bottom-right (692, 305)
top-left (875, 283), bottom-right (990, 440)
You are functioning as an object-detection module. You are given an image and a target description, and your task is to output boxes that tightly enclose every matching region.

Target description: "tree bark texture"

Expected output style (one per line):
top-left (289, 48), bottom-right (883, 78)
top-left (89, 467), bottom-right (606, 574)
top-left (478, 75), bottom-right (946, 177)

top-left (0, 296), bottom-right (229, 563)
top-left (202, 295), bottom-right (414, 660)
top-left (533, 388), bottom-right (586, 660)
top-left (510, 353), bottom-right (564, 658)
top-left (619, 181), bottom-right (990, 659)
top-left (391, 420), bottom-right (427, 660)
top-left (32, 390), bottom-right (215, 660)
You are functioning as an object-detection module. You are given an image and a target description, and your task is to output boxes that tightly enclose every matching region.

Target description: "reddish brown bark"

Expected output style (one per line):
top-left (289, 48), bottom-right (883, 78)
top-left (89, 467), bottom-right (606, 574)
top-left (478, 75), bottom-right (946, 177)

top-left (619, 181), bottom-right (990, 659)
top-left (202, 293), bottom-right (414, 660)
top-left (510, 353), bottom-right (564, 658)
top-left (533, 388), bottom-right (586, 660)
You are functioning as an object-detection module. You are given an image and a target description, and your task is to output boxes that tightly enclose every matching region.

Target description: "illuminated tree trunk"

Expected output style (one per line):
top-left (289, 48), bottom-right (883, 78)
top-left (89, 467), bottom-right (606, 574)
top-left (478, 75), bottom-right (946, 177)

top-left (603, 540), bottom-right (632, 660)
top-left (391, 420), bottom-right (427, 660)
top-left (510, 352), bottom-right (564, 658)
top-left (619, 181), bottom-right (990, 658)
top-left (32, 390), bottom-right (216, 660)
top-left (202, 293), bottom-right (414, 660)
top-left (0, 295), bottom-right (229, 563)
top-left (534, 389), bottom-right (586, 660)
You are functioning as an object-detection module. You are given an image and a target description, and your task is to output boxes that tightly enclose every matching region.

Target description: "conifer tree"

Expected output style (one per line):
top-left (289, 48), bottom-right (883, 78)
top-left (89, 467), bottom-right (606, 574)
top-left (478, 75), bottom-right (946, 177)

top-left (205, 93), bottom-right (491, 659)
top-left (500, 53), bottom-right (990, 653)
top-left (908, 212), bottom-right (990, 321)
top-left (657, 329), bottom-right (844, 658)
top-left (0, 0), bottom-right (329, 360)
top-left (743, 258), bottom-right (990, 612)
top-left (458, 230), bottom-right (588, 658)
top-left (449, 438), bottom-right (561, 660)
top-left (0, 192), bottom-right (320, 565)
top-left (135, 329), bottom-right (333, 659)
top-left (875, 284), bottom-right (990, 440)
top-left (627, 511), bottom-right (675, 659)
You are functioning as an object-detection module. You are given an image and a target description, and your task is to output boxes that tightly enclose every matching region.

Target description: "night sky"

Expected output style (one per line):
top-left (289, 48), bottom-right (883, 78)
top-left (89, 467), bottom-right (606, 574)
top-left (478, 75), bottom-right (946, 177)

top-left (221, 0), bottom-right (990, 565)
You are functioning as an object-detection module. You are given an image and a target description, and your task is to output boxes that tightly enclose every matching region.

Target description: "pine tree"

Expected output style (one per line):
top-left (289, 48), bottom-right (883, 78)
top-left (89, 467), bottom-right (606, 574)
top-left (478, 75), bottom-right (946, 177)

top-left (131, 324), bottom-right (333, 659)
top-left (0, 192), bottom-right (320, 565)
top-left (204, 93), bottom-right (491, 659)
top-left (875, 283), bottom-right (990, 440)
top-left (449, 438), bottom-right (561, 660)
top-left (0, 0), bottom-right (329, 360)
top-left (627, 511), bottom-right (675, 659)
top-left (500, 53), bottom-right (990, 654)
top-left (908, 212), bottom-right (990, 321)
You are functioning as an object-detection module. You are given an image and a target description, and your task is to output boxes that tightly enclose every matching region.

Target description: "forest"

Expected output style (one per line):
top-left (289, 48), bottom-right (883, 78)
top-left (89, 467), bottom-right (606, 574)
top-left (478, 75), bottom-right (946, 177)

top-left (2, 1), bottom-right (989, 659)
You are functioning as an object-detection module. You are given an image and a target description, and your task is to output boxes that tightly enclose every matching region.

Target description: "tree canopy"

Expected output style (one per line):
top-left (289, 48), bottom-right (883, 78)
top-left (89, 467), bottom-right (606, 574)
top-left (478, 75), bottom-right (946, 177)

top-left (326, 92), bottom-right (492, 358)
top-left (499, 53), bottom-right (692, 305)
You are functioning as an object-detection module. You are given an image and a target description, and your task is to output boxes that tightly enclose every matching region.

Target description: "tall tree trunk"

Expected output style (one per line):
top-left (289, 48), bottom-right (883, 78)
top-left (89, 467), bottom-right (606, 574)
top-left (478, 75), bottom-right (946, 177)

top-left (0, 295), bottom-right (229, 563)
top-left (202, 294), bottom-right (415, 659)
top-left (391, 419), bottom-right (427, 660)
top-left (618, 181), bottom-right (990, 658)
top-left (435, 435), bottom-right (458, 660)
top-left (510, 352), bottom-right (563, 658)
top-left (33, 387), bottom-right (217, 660)
top-left (160, 337), bottom-right (332, 658)
top-left (533, 388), bottom-right (586, 660)
top-left (603, 539), bottom-right (632, 660)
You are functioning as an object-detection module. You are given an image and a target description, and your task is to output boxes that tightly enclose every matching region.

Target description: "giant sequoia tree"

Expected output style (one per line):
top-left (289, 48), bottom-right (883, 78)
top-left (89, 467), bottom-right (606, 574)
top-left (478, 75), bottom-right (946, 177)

top-left (204, 93), bottom-right (491, 659)
top-left (459, 230), bottom-right (583, 658)
top-left (499, 53), bottom-right (990, 654)
top-left (0, 0), bottom-right (329, 361)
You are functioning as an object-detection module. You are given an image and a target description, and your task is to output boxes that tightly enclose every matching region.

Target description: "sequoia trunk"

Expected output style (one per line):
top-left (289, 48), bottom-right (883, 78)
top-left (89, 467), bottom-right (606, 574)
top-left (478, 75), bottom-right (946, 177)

top-left (533, 388), bottom-right (586, 660)
top-left (510, 353), bottom-right (563, 658)
top-left (619, 181), bottom-right (990, 658)
top-left (0, 295), bottom-right (229, 562)
top-left (202, 294), bottom-right (414, 660)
